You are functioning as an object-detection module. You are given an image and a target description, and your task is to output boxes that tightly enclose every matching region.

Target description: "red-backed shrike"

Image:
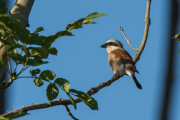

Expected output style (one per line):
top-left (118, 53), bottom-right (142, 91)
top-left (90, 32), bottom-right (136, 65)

top-left (101, 39), bottom-right (142, 89)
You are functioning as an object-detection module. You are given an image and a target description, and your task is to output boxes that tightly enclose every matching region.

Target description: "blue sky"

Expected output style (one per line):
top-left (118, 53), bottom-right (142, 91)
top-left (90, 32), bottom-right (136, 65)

top-left (5, 0), bottom-right (180, 120)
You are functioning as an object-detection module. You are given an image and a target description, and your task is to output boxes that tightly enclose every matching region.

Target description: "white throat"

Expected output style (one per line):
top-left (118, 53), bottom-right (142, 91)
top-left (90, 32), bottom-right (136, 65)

top-left (105, 46), bottom-right (122, 53)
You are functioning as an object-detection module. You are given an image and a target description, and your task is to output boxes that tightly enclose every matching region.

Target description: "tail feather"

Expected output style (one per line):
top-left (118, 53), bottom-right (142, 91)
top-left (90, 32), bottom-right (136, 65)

top-left (132, 75), bottom-right (142, 89)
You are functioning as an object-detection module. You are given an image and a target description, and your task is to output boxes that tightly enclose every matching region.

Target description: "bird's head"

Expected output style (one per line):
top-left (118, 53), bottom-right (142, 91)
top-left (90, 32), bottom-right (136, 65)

top-left (100, 39), bottom-right (123, 53)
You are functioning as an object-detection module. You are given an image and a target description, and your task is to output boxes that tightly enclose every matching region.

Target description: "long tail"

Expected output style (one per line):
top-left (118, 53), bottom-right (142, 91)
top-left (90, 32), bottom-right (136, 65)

top-left (132, 75), bottom-right (142, 89)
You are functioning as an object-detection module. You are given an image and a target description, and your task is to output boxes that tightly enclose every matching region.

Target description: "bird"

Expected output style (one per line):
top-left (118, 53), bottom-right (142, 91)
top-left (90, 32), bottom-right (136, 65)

top-left (100, 39), bottom-right (142, 89)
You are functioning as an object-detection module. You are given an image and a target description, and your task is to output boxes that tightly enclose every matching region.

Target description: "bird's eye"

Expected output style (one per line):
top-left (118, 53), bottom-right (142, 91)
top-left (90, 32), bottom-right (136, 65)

top-left (109, 42), bottom-right (113, 45)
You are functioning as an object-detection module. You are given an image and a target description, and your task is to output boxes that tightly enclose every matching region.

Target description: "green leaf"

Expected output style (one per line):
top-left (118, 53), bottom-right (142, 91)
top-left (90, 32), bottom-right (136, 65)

top-left (26, 59), bottom-right (48, 66)
top-left (0, 6), bottom-right (8, 14)
top-left (0, 0), bottom-right (5, 5)
top-left (0, 28), bottom-right (6, 37)
top-left (25, 35), bottom-right (45, 46)
top-left (40, 70), bottom-right (56, 81)
top-left (54, 78), bottom-right (70, 92)
top-left (33, 77), bottom-right (43, 87)
top-left (46, 83), bottom-right (59, 101)
top-left (66, 92), bottom-right (77, 109)
top-left (0, 14), bottom-right (9, 24)
top-left (29, 47), bottom-right (49, 59)
top-left (0, 57), bottom-right (4, 66)
top-left (0, 37), bottom-right (19, 51)
top-left (6, 36), bottom-right (17, 44)
top-left (173, 33), bottom-right (180, 41)
top-left (66, 22), bottom-right (83, 31)
top-left (12, 20), bottom-right (21, 33)
top-left (48, 47), bottom-right (58, 55)
top-left (0, 117), bottom-right (9, 120)
top-left (30, 69), bottom-right (41, 77)
top-left (85, 13), bottom-right (107, 20)
top-left (9, 51), bottom-right (26, 62)
top-left (70, 89), bottom-right (98, 110)
top-left (42, 31), bottom-right (74, 48)
top-left (17, 28), bottom-right (30, 42)
top-left (7, 112), bottom-right (28, 119)
top-left (34, 27), bottom-right (44, 33)
top-left (82, 19), bottom-right (96, 24)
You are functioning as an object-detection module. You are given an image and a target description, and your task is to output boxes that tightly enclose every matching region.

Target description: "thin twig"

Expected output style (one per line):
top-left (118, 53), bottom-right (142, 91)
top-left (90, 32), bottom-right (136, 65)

top-left (64, 105), bottom-right (79, 120)
top-left (23, 65), bottom-right (30, 71)
top-left (16, 44), bottom-right (28, 77)
top-left (7, 52), bottom-right (12, 76)
top-left (13, 62), bottom-right (18, 74)
top-left (120, 27), bottom-right (139, 51)
top-left (16, 76), bottom-right (35, 79)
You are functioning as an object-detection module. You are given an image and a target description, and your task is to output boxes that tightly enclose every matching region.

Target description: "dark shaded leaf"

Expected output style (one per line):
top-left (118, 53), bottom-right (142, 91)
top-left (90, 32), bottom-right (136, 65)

top-left (0, 28), bottom-right (5, 37)
top-left (54, 78), bottom-right (69, 92)
top-left (0, 56), bottom-right (4, 66)
top-left (34, 27), bottom-right (44, 33)
top-left (0, 0), bottom-right (5, 5)
top-left (42, 31), bottom-right (74, 48)
top-left (46, 83), bottom-right (59, 101)
top-left (7, 112), bottom-right (29, 119)
top-left (33, 77), bottom-right (43, 87)
top-left (48, 47), bottom-right (57, 55)
top-left (0, 14), bottom-right (9, 24)
top-left (12, 20), bottom-right (21, 33)
top-left (26, 35), bottom-right (45, 46)
top-left (17, 28), bottom-right (30, 42)
top-left (85, 13), bottom-right (107, 20)
top-left (0, 6), bottom-right (8, 14)
top-left (66, 92), bottom-right (77, 109)
top-left (29, 47), bottom-right (49, 59)
top-left (70, 89), bottom-right (98, 110)
top-left (40, 70), bottom-right (56, 81)
top-left (6, 36), bottom-right (17, 44)
top-left (30, 69), bottom-right (41, 77)
top-left (27, 59), bottom-right (48, 66)
top-left (66, 22), bottom-right (83, 31)
top-left (9, 51), bottom-right (26, 62)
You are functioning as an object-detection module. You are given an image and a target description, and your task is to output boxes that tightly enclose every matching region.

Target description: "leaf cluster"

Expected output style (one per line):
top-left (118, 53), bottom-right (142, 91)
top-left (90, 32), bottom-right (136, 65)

top-left (0, 0), bottom-right (106, 118)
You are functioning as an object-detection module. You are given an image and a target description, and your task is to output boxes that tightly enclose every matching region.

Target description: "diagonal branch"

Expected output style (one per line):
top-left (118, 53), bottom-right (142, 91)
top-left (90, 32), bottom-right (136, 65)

top-left (0, 74), bottom-right (122, 118)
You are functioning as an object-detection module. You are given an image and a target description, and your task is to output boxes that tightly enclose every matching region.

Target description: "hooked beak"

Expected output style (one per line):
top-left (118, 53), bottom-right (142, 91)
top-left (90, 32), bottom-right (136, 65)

top-left (100, 43), bottom-right (107, 48)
